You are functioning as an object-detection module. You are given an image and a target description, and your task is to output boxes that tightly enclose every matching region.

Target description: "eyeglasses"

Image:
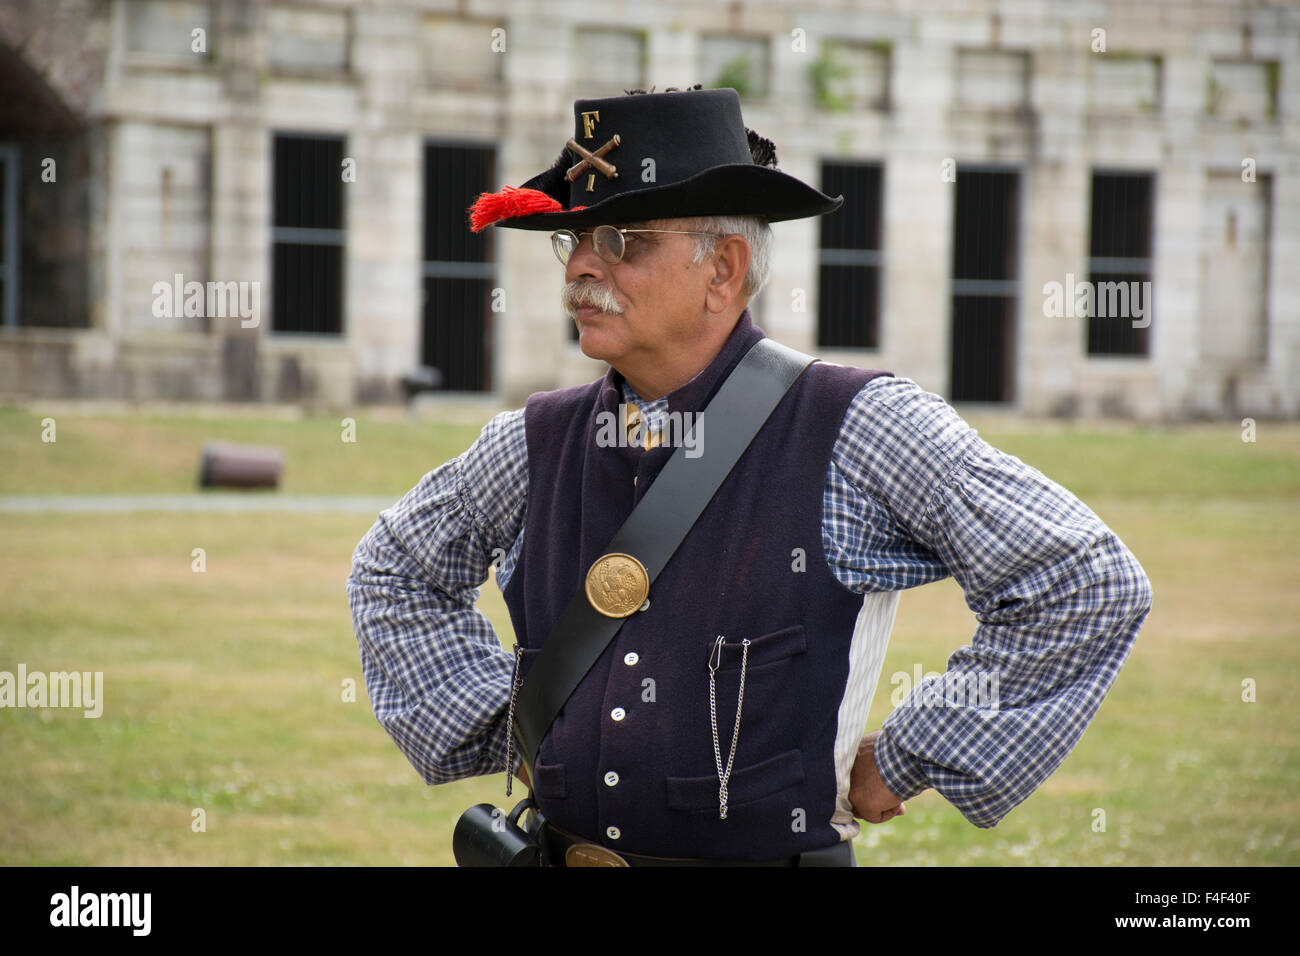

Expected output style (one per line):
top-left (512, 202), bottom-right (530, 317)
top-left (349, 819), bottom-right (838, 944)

top-left (551, 225), bottom-right (723, 266)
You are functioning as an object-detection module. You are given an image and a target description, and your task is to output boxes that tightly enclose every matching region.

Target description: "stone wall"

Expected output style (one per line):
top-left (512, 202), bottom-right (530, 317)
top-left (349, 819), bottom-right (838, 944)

top-left (0, 0), bottom-right (1295, 419)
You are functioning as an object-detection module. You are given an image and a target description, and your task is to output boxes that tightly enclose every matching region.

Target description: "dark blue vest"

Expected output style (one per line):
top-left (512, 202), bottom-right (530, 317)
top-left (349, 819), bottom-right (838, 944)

top-left (503, 310), bottom-right (892, 859)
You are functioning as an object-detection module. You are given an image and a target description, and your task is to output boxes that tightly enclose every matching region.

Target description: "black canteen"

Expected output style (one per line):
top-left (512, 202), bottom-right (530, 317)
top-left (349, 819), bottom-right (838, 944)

top-left (452, 803), bottom-right (541, 867)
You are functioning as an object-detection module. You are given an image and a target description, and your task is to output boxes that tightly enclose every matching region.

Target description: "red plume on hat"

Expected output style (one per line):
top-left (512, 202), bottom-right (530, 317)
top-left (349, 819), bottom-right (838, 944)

top-left (467, 87), bottom-right (840, 233)
top-left (468, 186), bottom-right (565, 232)
top-left (468, 142), bottom-right (592, 231)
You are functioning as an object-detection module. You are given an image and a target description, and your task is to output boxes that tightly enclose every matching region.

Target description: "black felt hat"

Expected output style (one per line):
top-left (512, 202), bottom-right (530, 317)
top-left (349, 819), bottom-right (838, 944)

top-left (469, 86), bottom-right (843, 232)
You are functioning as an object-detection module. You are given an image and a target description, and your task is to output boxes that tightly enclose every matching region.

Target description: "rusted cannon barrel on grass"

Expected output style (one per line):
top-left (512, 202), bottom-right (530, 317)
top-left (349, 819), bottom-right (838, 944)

top-left (198, 442), bottom-right (284, 489)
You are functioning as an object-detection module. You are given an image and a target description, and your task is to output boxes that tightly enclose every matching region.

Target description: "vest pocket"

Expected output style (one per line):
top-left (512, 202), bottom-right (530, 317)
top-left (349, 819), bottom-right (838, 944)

top-left (533, 760), bottom-right (567, 799)
top-left (713, 624), bottom-right (806, 669)
top-left (518, 646), bottom-right (565, 798)
top-left (665, 749), bottom-right (805, 811)
top-left (516, 646), bottom-right (543, 680)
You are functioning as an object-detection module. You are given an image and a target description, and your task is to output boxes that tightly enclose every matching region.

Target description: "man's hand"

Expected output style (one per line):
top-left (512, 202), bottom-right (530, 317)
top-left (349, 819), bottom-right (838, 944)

top-left (514, 761), bottom-right (531, 790)
top-left (849, 730), bottom-right (906, 824)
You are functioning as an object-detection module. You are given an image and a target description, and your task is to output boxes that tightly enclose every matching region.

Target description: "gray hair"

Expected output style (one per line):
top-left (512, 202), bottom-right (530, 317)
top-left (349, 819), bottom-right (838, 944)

top-left (685, 215), bottom-right (773, 299)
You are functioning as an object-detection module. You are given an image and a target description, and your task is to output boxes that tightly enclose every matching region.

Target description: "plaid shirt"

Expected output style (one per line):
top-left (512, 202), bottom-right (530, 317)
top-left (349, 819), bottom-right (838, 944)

top-left (347, 374), bottom-right (1151, 829)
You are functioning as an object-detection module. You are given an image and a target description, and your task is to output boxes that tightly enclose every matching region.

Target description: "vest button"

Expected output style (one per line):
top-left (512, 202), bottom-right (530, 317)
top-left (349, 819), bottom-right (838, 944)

top-left (610, 707), bottom-right (626, 721)
top-left (623, 652), bottom-right (639, 666)
top-left (606, 826), bottom-right (621, 841)
top-left (604, 771), bottom-right (620, 787)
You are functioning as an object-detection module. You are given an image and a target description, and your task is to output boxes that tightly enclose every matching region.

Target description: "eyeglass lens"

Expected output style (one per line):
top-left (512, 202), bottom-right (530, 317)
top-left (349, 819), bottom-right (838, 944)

top-left (552, 231), bottom-right (576, 264)
top-left (553, 227), bottom-right (626, 265)
top-left (592, 226), bottom-right (623, 263)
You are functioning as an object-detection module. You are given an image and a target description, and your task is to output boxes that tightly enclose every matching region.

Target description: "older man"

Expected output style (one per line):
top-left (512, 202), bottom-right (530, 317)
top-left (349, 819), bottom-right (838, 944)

top-left (347, 86), bottom-right (1152, 866)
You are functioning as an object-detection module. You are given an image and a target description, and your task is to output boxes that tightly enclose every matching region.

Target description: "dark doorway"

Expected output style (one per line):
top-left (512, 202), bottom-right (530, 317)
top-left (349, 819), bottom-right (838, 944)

top-left (0, 43), bottom-right (90, 330)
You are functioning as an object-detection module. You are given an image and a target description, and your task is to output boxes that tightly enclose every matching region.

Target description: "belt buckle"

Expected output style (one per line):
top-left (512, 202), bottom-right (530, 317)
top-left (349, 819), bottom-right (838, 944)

top-left (564, 843), bottom-right (630, 867)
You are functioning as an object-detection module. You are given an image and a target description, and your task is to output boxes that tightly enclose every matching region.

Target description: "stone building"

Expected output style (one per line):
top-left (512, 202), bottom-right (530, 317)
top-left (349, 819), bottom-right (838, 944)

top-left (0, 0), bottom-right (1296, 419)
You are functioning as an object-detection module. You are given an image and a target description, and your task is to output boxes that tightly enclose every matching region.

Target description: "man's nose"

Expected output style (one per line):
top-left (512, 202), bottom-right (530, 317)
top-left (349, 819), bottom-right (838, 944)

top-left (565, 234), bottom-right (607, 283)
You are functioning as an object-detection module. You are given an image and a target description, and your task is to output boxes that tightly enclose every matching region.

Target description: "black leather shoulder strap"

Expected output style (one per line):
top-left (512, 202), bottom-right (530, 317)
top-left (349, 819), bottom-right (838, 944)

top-left (513, 337), bottom-right (816, 773)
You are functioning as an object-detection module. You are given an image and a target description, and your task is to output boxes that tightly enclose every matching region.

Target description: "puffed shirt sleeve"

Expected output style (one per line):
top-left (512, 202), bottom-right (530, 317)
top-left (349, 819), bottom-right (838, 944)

top-left (346, 409), bottom-right (527, 786)
top-left (829, 376), bottom-right (1153, 828)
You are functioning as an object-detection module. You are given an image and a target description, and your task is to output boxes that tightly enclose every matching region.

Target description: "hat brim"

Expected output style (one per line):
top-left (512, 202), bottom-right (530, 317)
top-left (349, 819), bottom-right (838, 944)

top-left (491, 163), bottom-right (842, 230)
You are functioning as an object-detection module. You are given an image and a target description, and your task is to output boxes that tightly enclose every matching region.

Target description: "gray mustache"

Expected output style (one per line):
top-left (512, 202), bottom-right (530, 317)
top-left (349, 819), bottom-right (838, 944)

top-left (563, 281), bottom-right (624, 317)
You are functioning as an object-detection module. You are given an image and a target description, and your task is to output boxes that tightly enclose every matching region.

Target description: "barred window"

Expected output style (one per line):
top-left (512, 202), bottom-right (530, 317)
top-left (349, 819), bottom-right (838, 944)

top-left (817, 161), bottom-right (882, 350)
top-left (1086, 172), bottom-right (1154, 357)
top-left (271, 133), bottom-right (345, 335)
top-left (950, 168), bottom-right (1020, 402)
top-left (423, 143), bottom-right (495, 392)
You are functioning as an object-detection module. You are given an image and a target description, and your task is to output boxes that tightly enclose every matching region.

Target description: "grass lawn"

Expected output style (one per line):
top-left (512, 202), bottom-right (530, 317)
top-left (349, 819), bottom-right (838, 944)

top-left (1, 404), bottom-right (1297, 865)
top-left (0, 403), bottom-right (490, 497)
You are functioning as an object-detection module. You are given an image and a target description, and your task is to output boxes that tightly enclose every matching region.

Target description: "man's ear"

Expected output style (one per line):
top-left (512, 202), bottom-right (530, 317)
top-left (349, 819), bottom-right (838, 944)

top-left (704, 235), bottom-right (751, 314)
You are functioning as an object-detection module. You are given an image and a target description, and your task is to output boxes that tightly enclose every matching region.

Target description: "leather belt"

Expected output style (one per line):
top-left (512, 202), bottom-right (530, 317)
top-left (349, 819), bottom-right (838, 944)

top-left (540, 822), bottom-right (856, 867)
